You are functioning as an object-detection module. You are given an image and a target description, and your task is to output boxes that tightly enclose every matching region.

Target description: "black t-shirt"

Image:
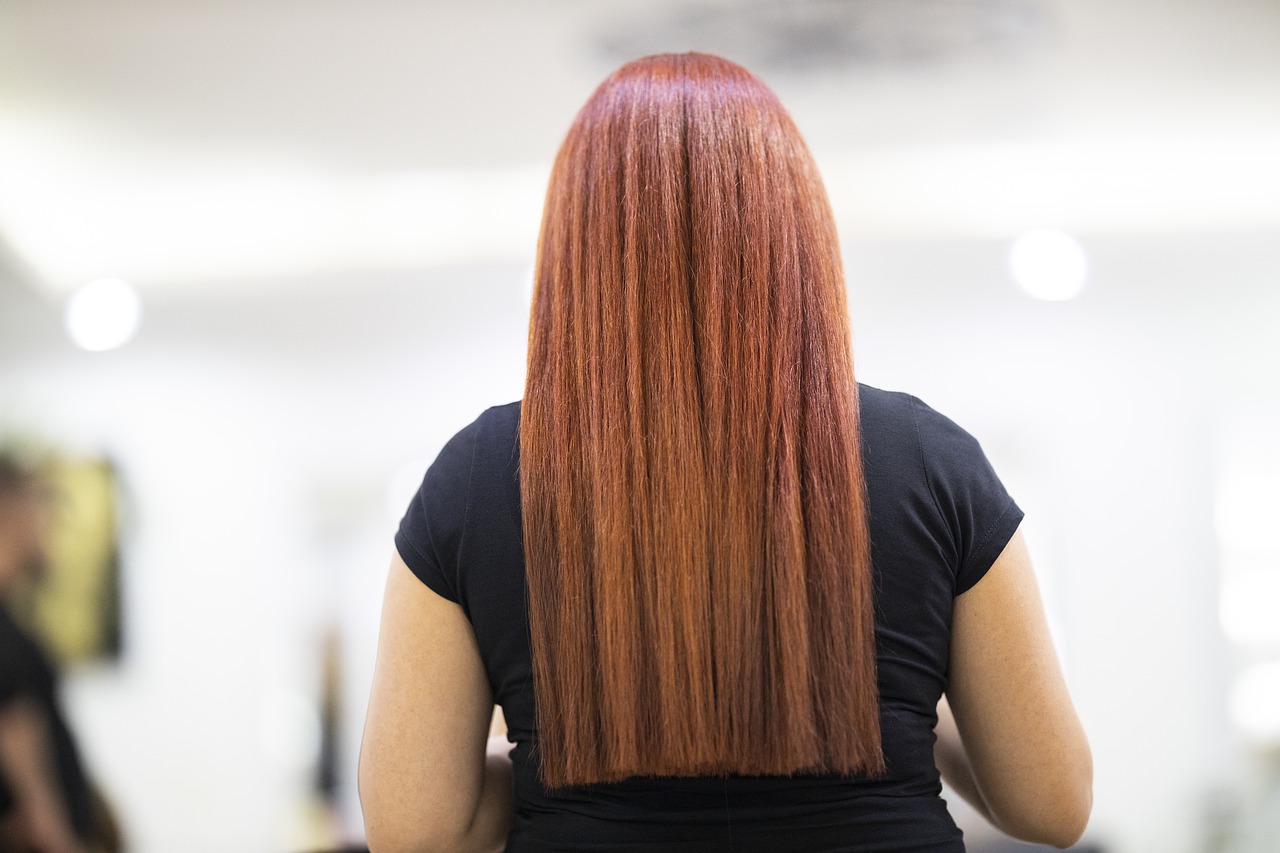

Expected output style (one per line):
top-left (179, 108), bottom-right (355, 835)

top-left (394, 382), bottom-right (1024, 852)
top-left (0, 607), bottom-right (94, 841)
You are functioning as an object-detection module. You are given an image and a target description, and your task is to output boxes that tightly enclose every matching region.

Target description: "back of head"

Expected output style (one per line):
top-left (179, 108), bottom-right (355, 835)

top-left (521, 52), bottom-right (883, 788)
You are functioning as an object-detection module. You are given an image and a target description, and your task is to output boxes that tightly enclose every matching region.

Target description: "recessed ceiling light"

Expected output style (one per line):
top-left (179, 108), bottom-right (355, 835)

top-left (1007, 228), bottom-right (1088, 301)
top-left (63, 277), bottom-right (143, 351)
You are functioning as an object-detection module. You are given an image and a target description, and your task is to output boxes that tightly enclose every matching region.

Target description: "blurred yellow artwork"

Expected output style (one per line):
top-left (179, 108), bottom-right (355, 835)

top-left (15, 455), bottom-right (122, 664)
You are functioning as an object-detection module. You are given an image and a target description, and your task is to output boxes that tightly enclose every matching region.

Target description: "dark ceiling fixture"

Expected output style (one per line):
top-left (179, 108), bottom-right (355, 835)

top-left (597, 0), bottom-right (1051, 73)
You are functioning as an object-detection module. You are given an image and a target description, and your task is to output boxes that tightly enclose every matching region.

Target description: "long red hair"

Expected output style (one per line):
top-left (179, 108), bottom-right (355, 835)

top-left (520, 52), bottom-right (884, 788)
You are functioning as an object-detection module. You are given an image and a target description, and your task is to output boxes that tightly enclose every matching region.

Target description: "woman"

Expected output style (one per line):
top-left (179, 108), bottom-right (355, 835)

top-left (0, 455), bottom-right (122, 853)
top-left (359, 52), bottom-right (1092, 852)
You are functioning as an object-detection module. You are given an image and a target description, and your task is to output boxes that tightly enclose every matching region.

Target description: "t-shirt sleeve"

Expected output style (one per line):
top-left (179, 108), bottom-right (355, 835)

top-left (909, 394), bottom-right (1025, 596)
top-left (393, 411), bottom-right (485, 604)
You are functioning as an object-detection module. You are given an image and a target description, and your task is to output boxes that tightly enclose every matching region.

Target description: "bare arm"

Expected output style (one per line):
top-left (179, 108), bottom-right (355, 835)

top-left (359, 552), bottom-right (513, 853)
top-left (934, 693), bottom-right (997, 825)
top-left (0, 697), bottom-right (89, 853)
top-left (943, 526), bottom-right (1093, 848)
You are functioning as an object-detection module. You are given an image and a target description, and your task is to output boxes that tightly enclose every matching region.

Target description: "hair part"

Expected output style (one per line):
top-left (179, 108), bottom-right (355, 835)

top-left (520, 51), bottom-right (884, 788)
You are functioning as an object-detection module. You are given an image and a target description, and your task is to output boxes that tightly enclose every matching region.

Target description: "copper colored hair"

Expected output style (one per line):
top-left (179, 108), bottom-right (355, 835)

top-left (520, 52), bottom-right (884, 788)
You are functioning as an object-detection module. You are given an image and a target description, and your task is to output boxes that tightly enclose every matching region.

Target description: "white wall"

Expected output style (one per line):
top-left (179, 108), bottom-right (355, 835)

top-left (1, 265), bottom-right (531, 851)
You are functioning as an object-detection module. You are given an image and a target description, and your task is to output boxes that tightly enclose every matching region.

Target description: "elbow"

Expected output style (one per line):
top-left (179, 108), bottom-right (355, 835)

top-left (361, 809), bottom-right (463, 853)
top-left (360, 787), bottom-right (482, 853)
top-left (359, 773), bottom-right (462, 853)
top-left (1036, 786), bottom-right (1093, 849)
top-left (1039, 788), bottom-right (1093, 849)
top-left (997, 794), bottom-right (1092, 849)
top-left (362, 834), bottom-right (453, 853)
top-left (1049, 746), bottom-right (1095, 848)
top-left (361, 827), bottom-right (420, 853)
top-left (997, 759), bottom-right (1094, 849)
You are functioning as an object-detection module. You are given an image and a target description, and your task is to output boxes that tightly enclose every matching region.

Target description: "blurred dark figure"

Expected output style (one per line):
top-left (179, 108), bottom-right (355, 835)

top-left (0, 454), bottom-right (120, 853)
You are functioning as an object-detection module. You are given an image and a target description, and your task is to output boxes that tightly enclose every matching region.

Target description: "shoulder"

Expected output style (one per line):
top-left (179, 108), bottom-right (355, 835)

top-left (473, 401), bottom-right (521, 469)
top-left (855, 380), bottom-right (907, 411)
top-left (480, 400), bottom-right (521, 435)
top-left (857, 382), bottom-right (1023, 593)
top-left (855, 381), bottom-right (925, 453)
top-left (394, 399), bottom-right (522, 605)
top-left (858, 382), bottom-right (975, 445)
top-left (462, 400), bottom-right (520, 441)
top-left (487, 400), bottom-right (522, 418)
top-left (860, 383), bottom-right (995, 474)
top-left (435, 401), bottom-right (520, 462)
top-left (855, 381), bottom-right (919, 422)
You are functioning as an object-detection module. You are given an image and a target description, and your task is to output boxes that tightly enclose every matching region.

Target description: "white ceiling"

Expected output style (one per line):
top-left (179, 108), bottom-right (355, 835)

top-left (0, 0), bottom-right (1277, 294)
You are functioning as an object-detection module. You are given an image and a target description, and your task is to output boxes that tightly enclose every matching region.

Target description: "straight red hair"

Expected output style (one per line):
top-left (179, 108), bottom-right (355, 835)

top-left (520, 52), bottom-right (884, 788)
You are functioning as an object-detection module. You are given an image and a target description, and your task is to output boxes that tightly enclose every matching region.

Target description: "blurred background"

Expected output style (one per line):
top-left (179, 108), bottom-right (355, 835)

top-left (0, 0), bottom-right (1276, 851)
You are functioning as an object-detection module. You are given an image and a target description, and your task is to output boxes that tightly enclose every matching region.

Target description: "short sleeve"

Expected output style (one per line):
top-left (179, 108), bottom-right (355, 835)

top-left (393, 411), bottom-right (484, 604)
top-left (909, 394), bottom-right (1025, 596)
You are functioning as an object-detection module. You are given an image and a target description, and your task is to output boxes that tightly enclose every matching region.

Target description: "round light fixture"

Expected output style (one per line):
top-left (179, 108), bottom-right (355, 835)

top-left (64, 277), bottom-right (143, 351)
top-left (1007, 229), bottom-right (1089, 302)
